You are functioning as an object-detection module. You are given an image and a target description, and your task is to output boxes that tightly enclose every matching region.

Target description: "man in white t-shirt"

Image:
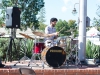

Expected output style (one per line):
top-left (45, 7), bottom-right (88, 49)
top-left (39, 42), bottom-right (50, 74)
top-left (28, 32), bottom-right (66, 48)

top-left (44, 18), bottom-right (59, 47)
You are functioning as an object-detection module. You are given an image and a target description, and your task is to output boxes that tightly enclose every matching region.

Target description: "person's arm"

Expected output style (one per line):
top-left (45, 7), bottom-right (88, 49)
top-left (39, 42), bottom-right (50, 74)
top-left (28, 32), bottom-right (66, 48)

top-left (46, 32), bottom-right (59, 37)
top-left (45, 27), bottom-right (59, 37)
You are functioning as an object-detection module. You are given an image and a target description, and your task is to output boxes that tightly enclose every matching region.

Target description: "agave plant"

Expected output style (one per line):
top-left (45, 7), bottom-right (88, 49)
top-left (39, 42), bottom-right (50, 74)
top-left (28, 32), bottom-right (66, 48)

top-left (26, 39), bottom-right (34, 58)
top-left (92, 44), bottom-right (100, 59)
top-left (86, 40), bottom-right (94, 59)
top-left (0, 38), bottom-right (9, 61)
top-left (86, 40), bottom-right (100, 59)
top-left (20, 39), bottom-right (34, 58)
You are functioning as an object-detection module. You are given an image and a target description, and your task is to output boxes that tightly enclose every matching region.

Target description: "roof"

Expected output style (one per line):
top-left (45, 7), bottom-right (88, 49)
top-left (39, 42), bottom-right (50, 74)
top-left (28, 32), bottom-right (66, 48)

top-left (0, 28), bottom-right (44, 39)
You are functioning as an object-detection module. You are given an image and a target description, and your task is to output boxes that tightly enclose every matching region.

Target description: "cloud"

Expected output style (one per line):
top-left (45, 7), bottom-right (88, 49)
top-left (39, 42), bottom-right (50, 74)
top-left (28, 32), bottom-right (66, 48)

top-left (61, 0), bottom-right (79, 12)
top-left (70, 0), bottom-right (79, 4)
top-left (63, 0), bottom-right (70, 4)
top-left (61, 0), bottom-right (71, 12)
top-left (61, 6), bottom-right (67, 12)
top-left (63, 0), bottom-right (79, 5)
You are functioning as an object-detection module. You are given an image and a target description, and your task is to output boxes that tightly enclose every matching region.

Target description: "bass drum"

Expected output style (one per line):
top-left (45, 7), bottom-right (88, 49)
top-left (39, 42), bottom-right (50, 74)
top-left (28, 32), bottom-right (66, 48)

top-left (41, 46), bottom-right (66, 68)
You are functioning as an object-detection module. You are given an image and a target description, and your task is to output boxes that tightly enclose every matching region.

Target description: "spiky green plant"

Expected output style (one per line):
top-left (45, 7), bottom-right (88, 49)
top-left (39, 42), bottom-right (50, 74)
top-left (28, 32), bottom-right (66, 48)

top-left (0, 38), bottom-right (34, 61)
top-left (20, 39), bottom-right (34, 58)
top-left (0, 38), bottom-right (9, 61)
top-left (86, 40), bottom-right (94, 59)
top-left (86, 40), bottom-right (100, 59)
top-left (26, 39), bottom-right (34, 58)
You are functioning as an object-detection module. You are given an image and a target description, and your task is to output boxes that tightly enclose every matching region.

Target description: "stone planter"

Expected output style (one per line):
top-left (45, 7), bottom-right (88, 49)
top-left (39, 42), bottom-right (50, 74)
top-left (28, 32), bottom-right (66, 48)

top-left (86, 59), bottom-right (97, 66)
top-left (95, 59), bottom-right (100, 65)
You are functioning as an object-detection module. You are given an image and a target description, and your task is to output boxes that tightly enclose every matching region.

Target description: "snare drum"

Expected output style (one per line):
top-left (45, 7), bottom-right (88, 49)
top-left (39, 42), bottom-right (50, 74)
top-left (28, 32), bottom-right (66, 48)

top-left (33, 43), bottom-right (45, 53)
top-left (41, 46), bottom-right (66, 68)
top-left (45, 40), bottom-right (57, 47)
top-left (57, 36), bottom-right (67, 49)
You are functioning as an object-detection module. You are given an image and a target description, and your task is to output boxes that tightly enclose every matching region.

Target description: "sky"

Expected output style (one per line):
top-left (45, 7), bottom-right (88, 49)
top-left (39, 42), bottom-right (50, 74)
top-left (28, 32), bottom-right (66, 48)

top-left (0, 0), bottom-right (100, 26)
top-left (44, 0), bottom-right (100, 25)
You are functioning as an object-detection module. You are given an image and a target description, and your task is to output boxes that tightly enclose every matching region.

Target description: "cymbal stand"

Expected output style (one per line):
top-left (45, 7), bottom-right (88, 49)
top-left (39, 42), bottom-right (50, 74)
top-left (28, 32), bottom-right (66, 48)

top-left (14, 38), bottom-right (30, 66)
top-left (70, 41), bottom-right (82, 67)
top-left (74, 40), bottom-right (82, 67)
top-left (28, 37), bottom-right (40, 67)
top-left (67, 38), bottom-right (82, 67)
top-left (65, 37), bottom-right (77, 68)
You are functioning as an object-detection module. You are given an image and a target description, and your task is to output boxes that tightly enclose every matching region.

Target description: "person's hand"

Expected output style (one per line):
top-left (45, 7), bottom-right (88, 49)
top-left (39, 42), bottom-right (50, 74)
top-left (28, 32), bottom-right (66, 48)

top-left (0, 32), bottom-right (5, 36)
top-left (54, 32), bottom-right (59, 36)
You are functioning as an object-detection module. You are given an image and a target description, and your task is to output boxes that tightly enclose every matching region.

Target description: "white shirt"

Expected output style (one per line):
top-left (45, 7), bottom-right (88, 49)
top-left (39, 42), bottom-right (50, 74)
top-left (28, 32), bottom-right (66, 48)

top-left (44, 25), bottom-right (56, 41)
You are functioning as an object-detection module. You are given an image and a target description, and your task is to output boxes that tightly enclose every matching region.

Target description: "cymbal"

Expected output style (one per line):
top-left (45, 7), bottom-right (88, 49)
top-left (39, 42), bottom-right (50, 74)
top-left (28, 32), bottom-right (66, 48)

top-left (19, 33), bottom-right (34, 40)
top-left (32, 31), bottom-right (48, 37)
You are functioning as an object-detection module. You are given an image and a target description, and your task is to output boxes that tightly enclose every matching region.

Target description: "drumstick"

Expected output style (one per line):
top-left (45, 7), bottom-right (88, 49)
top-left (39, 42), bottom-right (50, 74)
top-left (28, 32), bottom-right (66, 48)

top-left (58, 26), bottom-right (66, 33)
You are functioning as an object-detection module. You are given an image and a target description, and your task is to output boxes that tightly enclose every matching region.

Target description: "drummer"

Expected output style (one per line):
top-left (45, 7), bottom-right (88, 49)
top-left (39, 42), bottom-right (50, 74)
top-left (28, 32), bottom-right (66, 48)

top-left (44, 17), bottom-right (59, 46)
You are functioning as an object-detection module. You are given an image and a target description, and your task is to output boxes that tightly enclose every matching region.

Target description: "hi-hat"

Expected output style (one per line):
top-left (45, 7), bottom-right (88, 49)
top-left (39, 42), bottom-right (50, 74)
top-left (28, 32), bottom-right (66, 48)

top-left (19, 33), bottom-right (34, 40)
top-left (32, 31), bottom-right (48, 37)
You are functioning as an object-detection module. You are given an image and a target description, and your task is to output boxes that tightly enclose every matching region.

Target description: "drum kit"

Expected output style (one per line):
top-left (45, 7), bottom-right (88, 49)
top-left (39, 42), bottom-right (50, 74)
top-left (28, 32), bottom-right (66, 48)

top-left (15, 30), bottom-right (80, 68)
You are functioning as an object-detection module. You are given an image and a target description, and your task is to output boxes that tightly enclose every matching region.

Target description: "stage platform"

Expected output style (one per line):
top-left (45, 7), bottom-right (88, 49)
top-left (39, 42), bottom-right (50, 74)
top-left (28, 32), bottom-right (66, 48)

top-left (0, 60), bottom-right (100, 75)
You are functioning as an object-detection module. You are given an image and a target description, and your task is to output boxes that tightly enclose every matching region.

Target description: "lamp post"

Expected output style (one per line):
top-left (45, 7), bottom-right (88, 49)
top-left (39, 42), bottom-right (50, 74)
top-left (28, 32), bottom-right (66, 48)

top-left (72, 3), bottom-right (79, 15)
top-left (72, 0), bottom-right (87, 62)
top-left (78, 0), bottom-right (87, 62)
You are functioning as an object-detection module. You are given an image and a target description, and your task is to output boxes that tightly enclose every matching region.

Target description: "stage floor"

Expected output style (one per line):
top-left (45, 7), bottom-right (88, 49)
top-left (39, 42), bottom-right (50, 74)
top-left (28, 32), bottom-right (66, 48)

top-left (1, 60), bottom-right (100, 75)
top-left (2, 60), bottom-right (100, 69)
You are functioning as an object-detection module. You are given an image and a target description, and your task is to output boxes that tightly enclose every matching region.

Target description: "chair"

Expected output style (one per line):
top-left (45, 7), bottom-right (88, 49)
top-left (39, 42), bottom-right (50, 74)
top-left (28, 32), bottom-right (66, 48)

top-left (19, 68), bottom-right (36, 75)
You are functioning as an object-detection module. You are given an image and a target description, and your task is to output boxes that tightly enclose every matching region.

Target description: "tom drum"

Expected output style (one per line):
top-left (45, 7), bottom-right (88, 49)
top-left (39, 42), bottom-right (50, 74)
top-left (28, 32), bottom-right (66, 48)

top-left (33, 43), bottom-right (45, 53)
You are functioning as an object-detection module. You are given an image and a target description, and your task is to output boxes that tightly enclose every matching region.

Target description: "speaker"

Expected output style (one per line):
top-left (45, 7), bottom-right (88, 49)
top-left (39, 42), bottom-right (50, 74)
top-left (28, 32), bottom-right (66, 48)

top-left (86, 16), bottom-right (90, 27)
top-left (6, 7), bottom-right (21, 28)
